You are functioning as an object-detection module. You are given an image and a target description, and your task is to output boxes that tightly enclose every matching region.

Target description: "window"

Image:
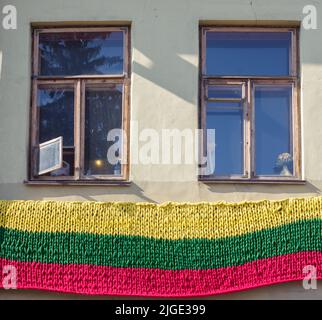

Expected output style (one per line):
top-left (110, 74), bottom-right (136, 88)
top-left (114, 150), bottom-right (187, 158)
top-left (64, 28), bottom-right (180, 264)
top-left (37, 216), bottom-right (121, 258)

top-left (29, 27), bottom-right (130, 183)
top-left (199, 27), bottom-right (301, 182)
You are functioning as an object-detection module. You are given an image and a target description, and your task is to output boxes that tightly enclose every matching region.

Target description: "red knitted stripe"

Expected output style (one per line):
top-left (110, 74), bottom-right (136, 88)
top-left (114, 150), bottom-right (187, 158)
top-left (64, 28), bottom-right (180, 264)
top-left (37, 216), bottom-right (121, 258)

top-left (1, 251), bottom-right (321, 297)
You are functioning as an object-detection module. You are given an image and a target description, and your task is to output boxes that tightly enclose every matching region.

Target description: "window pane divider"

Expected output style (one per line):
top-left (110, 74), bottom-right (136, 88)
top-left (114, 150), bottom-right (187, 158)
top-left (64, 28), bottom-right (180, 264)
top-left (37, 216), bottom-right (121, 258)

top-left (206, 98), bottom-right (243, 102)
top-left (207, 106), bottom-right (242, 111)
top-left (79, 80), bottom-right (86, 181)
top-left (245, 79), bottom-right (251, 179)
top-left (249, 80), bottom-right (255, 179)
top-left (74, 80), bottom-right (81, 180)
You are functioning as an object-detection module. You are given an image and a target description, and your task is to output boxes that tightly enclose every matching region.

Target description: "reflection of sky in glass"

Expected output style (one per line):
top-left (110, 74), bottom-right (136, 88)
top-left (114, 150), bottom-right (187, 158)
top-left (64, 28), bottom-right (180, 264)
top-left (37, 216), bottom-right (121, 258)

top-left (39, 32), bottom-right (124, 76)
top-left (208, 85), bottom-right (242, 99)
top-left (255, 86), bottom-right (292, 176)
top-left (206, 84), bottom-right (244, 176)
top-left (206, 32), bottom-right (291, 76)
top-left (206, 108), bottom-right (243, 176)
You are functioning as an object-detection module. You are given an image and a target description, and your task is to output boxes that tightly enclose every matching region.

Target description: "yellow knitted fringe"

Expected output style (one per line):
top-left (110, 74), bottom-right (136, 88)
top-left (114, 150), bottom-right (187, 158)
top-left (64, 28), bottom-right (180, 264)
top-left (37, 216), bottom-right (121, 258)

top-left (1, 196), bottom-right (322, 240)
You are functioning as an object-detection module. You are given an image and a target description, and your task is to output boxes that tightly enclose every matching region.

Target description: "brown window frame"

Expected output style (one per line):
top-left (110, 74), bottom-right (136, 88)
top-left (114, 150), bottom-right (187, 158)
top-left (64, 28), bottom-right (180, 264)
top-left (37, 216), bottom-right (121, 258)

top-left (28, 26), bottom-right (131, 185)
top-left (199, 26), bottom-right (302, 183)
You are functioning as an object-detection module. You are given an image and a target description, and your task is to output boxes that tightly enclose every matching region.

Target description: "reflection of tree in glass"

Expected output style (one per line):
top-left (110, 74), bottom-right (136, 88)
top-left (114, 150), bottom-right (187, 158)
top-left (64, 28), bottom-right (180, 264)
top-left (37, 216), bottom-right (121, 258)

top-left (85, 88), bottom-right (122, 175)
top-left (40, 32), bottom-right (123, 75)
top-left (39, 89), bottom-right (74, 146)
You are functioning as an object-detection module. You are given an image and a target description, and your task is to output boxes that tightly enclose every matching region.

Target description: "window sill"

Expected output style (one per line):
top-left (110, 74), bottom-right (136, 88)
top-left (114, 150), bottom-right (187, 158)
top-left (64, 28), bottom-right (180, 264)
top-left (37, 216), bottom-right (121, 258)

top-left (24, 180), bottom-right (131, 186)
top-left (199, 178), bottom-right (306, 185)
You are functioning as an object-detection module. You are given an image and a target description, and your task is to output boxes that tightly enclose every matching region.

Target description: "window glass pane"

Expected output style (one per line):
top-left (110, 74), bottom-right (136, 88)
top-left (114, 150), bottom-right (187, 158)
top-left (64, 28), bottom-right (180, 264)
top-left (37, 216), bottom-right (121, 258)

top-left (38, 87), bottom-right (74, 146)
top-left (85, 84), bottom-right (123, 176)
top-left (206, 32), bottom-right (292, 76)
top-left (255, 85), bottom-right (293, 176)
top-left (37, 87), bottom-right (75, 176)
top-left (39, 31), bottom-right (124, 76)
top-left (206, 108), bottom-right (244, 176)
top-left (208, 101), bottom-right (242, 109)
top-left (208, 85), bottom-right (242, 99)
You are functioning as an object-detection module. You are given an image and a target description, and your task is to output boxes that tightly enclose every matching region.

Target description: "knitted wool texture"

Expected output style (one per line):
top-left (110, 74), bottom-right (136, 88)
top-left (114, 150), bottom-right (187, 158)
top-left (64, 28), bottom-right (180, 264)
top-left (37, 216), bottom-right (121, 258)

top-left (0, 197), bottom-right (322, 296)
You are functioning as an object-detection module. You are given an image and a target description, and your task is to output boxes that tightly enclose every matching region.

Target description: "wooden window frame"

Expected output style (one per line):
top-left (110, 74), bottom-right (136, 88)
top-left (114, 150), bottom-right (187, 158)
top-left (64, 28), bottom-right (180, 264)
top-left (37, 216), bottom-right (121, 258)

top-left (28, 26), bottom-right (131, 185)
top-left (199, 26), bottom-right (302, 183)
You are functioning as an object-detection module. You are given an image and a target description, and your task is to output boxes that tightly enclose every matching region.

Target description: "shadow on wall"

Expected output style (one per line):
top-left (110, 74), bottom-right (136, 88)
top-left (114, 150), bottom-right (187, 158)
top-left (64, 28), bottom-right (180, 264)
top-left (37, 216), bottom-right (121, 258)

top-left (0, 182), bottom-right (157, 202)
top-left (0, 180), bottom-right (321, 202)
top-left (130, 1), bottom-right (199, 105)
top-left (204, 181), bottom-right (322, 197)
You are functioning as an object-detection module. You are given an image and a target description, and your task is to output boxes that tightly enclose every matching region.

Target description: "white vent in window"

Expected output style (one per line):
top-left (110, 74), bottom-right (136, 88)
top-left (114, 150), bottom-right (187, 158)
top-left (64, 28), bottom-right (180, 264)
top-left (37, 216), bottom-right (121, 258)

top-left (38, 137), bottom-right (63, 175)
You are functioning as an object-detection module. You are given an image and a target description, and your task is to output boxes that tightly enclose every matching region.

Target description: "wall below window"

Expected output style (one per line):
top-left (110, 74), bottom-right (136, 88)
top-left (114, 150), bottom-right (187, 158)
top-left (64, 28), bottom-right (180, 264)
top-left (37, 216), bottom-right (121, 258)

top-left (1, 0), bottom-right (322, 299)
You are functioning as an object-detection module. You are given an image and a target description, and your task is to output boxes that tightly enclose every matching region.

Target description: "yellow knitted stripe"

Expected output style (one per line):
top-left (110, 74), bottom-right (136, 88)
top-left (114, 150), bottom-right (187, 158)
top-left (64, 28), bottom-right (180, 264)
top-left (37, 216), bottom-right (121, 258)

top-left (1, 197), bottom-right (322, 240)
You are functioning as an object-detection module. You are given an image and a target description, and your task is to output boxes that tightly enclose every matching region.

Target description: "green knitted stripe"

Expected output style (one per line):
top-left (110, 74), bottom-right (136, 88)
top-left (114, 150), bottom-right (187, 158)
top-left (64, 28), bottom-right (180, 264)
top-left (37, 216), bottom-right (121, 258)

top-left (1, 219), bottom-right (322, 270)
